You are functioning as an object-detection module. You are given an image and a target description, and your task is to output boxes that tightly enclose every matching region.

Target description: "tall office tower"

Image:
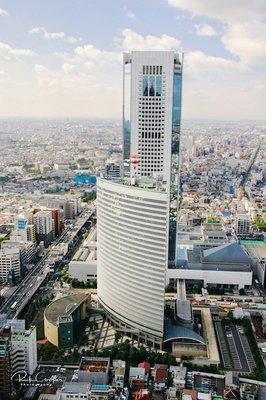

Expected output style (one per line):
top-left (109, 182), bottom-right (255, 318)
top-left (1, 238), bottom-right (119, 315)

top-left (34, 210), bottom-right (53, 247)
top-left (97, 51), bottom-right (183, 348)
top-left (123, 51), bottom-right (183, 261)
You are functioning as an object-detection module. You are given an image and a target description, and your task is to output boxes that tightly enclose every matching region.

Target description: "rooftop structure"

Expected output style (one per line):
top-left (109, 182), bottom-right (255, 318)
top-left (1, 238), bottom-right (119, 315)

top-left (166, 242), bottom-right (253, 289)
top-left (78, 357), bottom-right (110, 384)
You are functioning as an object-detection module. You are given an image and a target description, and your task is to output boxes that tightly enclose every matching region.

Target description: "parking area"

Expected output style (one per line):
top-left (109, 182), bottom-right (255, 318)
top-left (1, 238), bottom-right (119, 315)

top-left (213, 316), bottom-right (255, 372)
top-left (213, 317), bottom-right (232, 369)
top-left (234, 325), bottom-right (256, 371)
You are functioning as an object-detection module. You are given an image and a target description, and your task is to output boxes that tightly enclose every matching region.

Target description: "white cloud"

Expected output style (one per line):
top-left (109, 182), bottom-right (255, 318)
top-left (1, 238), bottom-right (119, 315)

top-left (167, 0), bottom-right (266, 23)
top-left (1, 28), bottom-right (264, 120)
top-left (194, 23), bottom-right (217, 37)
top-left (74, 44), bottom-right (120, 65)
top-left (116, 28), bottom-right (181, 51)
top-left (75, 44), bottom-right (102, 58)
top-left (29, 27), bottom-right (82, 44)
top-left (84, 61), bottom-right (95, 70)
top-left (0, 8), bottom-right (8, 17)
top-left (127, 10), bottom-right (136, 19)
top-left (168, 0), bottom-right (266, 65)
top-left (61, 63), bottom-right (75, 73)
top-left (222, 22), bottom-right (266, 64)
top-left (34, 63), bottom-right (96, 93)
top-left (0, 42), bottom-right (34, 61)
top-left (186, 51), bottom-right (246, 73)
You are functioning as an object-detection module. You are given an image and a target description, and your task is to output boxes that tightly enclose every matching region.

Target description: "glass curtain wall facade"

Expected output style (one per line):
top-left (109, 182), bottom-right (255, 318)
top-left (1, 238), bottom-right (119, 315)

top-left (168, 58), bottom-right (183, 263)
top-left (123, 58), bottom-right (131, 177)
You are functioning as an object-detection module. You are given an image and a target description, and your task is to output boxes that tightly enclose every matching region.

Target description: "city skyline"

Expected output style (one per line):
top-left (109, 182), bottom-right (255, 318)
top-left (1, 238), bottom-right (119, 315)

top-left (0, 0), bottom-right (265, 120)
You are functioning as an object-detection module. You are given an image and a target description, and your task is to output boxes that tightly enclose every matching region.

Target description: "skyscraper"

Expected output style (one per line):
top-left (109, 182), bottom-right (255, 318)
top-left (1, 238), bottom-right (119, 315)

top-left (123, 51), bottom-right (183, 262)
top-left (97, 51), bottom-right (183, 348)
top-left (33, 210), bottom-right (53, 247)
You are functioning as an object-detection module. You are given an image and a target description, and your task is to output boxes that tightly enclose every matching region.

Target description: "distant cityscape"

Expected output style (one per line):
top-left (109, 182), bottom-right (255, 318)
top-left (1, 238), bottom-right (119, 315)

top-left (0, 50), bottom-right (265, 400)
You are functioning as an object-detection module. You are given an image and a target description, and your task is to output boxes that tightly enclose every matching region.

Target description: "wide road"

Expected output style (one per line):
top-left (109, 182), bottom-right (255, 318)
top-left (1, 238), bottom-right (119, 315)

top-left (0, 205), bottom-right (95, 321)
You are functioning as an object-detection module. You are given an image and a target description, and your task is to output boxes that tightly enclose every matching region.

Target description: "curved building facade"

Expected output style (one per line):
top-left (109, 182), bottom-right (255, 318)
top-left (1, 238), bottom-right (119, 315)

top-left (97, 178), bottom-right (169, 347)
top-left (44, 293), bottom-right (90, 347)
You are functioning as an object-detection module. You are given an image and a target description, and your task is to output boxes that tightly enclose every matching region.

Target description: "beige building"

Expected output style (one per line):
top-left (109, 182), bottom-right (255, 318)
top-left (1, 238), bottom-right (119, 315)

top-left (44, 293), bottom-right (90, 347)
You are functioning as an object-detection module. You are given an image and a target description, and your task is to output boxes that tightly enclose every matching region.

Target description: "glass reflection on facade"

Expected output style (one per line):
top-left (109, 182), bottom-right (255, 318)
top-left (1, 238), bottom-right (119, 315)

top-left (149, 76), bottom-right (155, 96)
top-left (168, 61), bottom-right (183, 264)
top-left (142, 76), bottom-right (162, 97)
top-left (142, 77), bottom-right (148, 96)
top-left (156, 76), bottom-right (162, 96)
top-left (123, 62), bottom-right (131, 176)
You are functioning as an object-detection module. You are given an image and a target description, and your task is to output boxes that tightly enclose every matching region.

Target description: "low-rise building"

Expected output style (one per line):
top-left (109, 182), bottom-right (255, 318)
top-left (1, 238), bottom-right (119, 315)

top-left (78, 357), bottom-right (110, 384)
top-left (112, 359), bottom-right (126, 389)
top-left (154, 364), bottom-right (168, 391)
top-left (69, 227), bottom-right (97, 281)
top-left (166, 242), bottom-right (253, 289)
top-left (129, 367), bottom-right (146, 390)
top-left (44, 293), bottom-right (90, 347)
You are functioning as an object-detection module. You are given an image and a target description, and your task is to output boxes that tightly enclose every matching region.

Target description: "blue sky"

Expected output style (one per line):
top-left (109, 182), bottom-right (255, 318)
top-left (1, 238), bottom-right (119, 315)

top-left (0, 0), bottom-right (265, 119)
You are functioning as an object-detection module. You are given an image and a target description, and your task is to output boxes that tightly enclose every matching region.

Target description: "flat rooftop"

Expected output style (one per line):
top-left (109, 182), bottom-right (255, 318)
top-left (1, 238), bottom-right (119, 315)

top-left (193, 307), bottom-right (220, 365)
top-left (240, 240), bottom-right (266, 259)
top-left (79, 357), bottom-right (109, 372)
top-left (98, 176), bottom-right (166, 193)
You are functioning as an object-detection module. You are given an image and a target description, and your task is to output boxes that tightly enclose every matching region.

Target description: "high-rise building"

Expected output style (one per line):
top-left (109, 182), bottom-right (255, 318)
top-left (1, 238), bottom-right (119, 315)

top-left (97, 51), bottom-right (183, 348)
top-left (123, 51), bottom-right (183, 262)
top-left (51, 209), bottom-right (61, 237)
top-left (235, 214), bottom-right (251, 236)
top-left (0, 337), bottom-right (12, 398)
top-left (97, 179), bottom-right (168, 347)
top-left (11, 326), bottom-right (37, 376)
top-left (64, 199), bottom-right (79, 220)
top-left (0, 243), bottom-right (20, 282)
top-left (34, 210), bottom-right (53, 247)
top-left (26, 224), bottom-right (36, 243)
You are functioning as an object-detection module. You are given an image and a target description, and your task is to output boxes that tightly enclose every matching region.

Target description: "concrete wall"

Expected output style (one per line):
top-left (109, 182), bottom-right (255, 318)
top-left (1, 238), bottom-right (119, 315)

top-left (69, 260), bottom-right (97, 281)
top-left (166, 268), bottom-right (253, 289)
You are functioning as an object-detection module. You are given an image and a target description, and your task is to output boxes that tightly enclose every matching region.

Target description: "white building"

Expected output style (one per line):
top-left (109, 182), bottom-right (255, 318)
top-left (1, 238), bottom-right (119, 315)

top-left (166, 242), bottom-right (253, 289)
top-left (123, 51), bottom-right (183, 262)
top-left (0, 243), bottom-right (20, 282)
top-left (69, 227), bottom-right (97, 281)
top-left (123, 51), bottom-right (182, 187)
top-left (11, 326), bottom-right (37, 375)
top-left (235, 214), bottom-right (251, 235)
top-left (97, 178), bottom-right (169, 347)
top-left (97, 51), bottom-right (183, 347)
